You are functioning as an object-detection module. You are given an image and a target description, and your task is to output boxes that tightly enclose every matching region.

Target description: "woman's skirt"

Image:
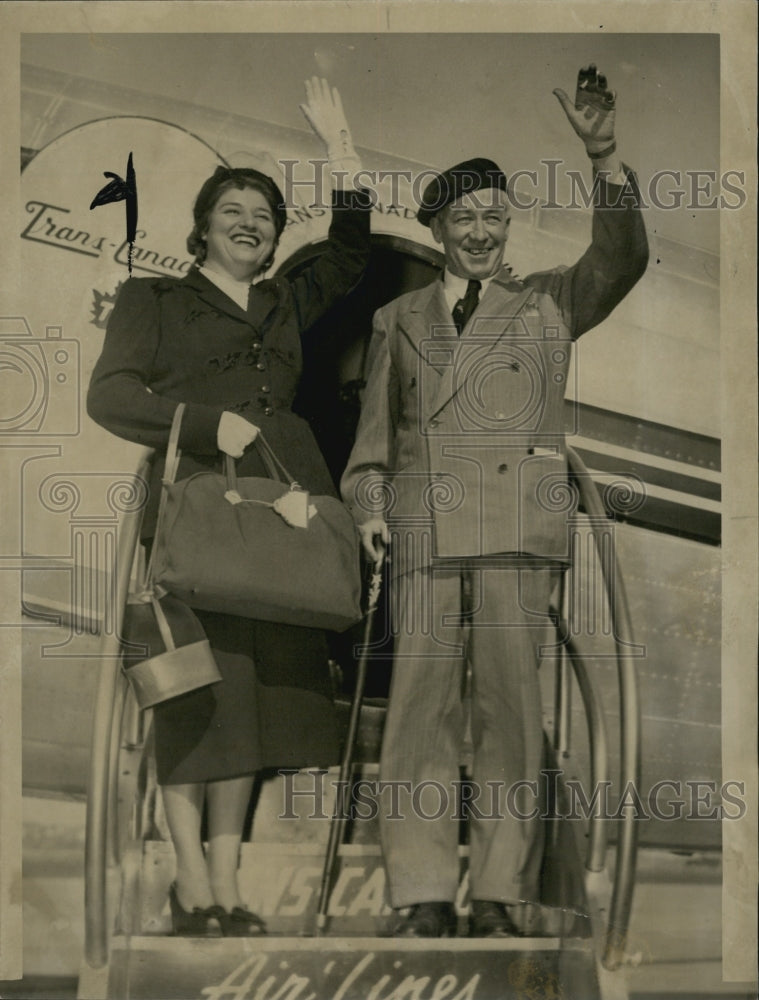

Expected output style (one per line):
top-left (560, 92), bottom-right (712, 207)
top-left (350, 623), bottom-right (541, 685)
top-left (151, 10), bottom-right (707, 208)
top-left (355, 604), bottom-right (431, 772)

top-left (152, 609), bottom-right (340, 785)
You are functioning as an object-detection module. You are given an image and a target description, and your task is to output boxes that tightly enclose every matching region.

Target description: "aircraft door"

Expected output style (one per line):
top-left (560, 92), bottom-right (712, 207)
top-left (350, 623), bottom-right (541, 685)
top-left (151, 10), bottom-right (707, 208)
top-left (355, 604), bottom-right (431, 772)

top-left (280, 237), bottom-right (443, 701)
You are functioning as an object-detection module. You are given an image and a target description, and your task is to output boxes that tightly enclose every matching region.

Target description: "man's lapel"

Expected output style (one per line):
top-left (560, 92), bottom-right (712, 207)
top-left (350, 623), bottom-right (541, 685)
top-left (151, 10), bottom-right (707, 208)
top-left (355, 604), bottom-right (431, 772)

top-left (398, 280), bottom-right (455, 359)
top-left (393, 279), bottom-right (457, 424)
top-left (461, 266), bottom-right (534, 339)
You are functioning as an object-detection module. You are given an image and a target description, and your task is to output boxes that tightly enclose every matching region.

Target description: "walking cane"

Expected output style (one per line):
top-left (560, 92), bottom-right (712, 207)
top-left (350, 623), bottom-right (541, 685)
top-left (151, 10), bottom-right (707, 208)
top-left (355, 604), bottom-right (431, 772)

top-left (314, 548), bottom-right (385, 936)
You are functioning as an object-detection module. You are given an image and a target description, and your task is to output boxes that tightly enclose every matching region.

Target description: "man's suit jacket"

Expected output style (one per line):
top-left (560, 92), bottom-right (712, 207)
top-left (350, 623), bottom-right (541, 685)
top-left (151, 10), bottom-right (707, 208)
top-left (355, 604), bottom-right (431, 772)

top-left (341, 171), bottom-right (648, 578)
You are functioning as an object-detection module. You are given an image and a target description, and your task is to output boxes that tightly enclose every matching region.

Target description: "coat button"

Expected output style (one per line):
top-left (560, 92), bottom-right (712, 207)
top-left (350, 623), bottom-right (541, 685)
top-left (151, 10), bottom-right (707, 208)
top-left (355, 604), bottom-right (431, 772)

top-left (497, 463), bottom-right (509, 474)
top-left (428, 419), bottom-right (440, 429)
top-left (256, 362), bottom-right (266, 371)
top-left (252, 341), bottom-right (262, 352)
top-left (264, 406), bottom-right (274, 416)
top-left (261, 385), bottom-right (271, 393)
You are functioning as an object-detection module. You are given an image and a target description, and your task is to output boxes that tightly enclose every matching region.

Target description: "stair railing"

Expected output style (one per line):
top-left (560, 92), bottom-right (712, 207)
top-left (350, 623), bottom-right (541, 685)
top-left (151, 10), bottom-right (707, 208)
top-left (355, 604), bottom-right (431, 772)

top-left (84, 449), bottom-right (153, 969)
top-left (82, 446), bottom-right (640, 972)
top-left (562, 446), bottom-right (642, 971)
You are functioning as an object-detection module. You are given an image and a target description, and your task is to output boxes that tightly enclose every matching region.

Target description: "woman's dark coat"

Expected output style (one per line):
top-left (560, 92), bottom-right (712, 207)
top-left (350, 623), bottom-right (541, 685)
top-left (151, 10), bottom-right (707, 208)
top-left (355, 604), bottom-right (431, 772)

top-left (87, 188), bottom-right (371, 784)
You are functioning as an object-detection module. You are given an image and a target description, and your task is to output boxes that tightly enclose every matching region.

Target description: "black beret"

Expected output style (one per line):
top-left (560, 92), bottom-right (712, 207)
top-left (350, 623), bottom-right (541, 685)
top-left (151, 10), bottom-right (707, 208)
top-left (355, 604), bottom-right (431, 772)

top-left (417, 158), bottom-right (508, 227)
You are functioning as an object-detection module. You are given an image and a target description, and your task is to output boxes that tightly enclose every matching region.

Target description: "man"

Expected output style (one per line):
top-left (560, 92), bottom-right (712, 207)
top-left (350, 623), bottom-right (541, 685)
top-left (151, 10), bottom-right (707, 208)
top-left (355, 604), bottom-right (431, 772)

top-left (340, 66), bottom-right (648, 938)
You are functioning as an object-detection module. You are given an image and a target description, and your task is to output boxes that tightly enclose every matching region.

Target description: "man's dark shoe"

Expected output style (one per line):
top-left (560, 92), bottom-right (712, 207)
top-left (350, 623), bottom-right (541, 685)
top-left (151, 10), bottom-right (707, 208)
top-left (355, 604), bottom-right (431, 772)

top-left (469, 900), bottom-right (523, 938)
top-left (393, 902), bottom-right (457, 938)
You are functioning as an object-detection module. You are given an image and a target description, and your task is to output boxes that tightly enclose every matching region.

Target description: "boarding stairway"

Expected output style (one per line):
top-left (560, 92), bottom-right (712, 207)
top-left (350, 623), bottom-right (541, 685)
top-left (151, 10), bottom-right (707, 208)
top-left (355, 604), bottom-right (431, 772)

top-left (76, 448), bottom-right (642, 1000)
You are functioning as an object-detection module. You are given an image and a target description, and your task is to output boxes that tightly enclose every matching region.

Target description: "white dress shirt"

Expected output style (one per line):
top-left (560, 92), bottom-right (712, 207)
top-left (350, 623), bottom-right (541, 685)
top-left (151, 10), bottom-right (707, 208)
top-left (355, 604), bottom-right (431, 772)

top-left (441, 270), bottom-right (497, 315)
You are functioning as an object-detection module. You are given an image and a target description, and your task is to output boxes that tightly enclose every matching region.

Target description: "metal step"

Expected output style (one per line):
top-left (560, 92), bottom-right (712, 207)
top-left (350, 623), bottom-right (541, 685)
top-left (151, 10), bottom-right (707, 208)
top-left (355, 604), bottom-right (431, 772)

top-left (80, 934), bottom-right (599, 1000)
top-left (137, 840), bottom-right (591, 940)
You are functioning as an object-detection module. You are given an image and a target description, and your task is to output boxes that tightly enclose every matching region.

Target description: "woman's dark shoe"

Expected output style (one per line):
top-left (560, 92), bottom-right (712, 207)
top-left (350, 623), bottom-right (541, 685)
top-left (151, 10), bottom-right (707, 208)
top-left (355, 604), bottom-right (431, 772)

top-left (217, 905), bottom-right (267, 937)
top-left (168, 883), bottom-right (223, 937)
top-left (393, 902), bottom-right (457, 938)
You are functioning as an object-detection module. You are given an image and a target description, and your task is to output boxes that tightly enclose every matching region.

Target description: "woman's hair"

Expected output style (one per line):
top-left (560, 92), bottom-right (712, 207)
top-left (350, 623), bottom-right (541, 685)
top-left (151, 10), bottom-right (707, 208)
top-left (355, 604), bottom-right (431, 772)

top-left (187, 166), bottom-right (288, 269)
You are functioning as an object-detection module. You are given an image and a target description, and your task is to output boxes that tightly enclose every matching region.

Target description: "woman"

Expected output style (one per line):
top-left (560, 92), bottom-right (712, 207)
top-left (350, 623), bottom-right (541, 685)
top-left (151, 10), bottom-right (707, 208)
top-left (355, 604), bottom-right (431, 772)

top-left (87, 78), bottom-right (371, 936)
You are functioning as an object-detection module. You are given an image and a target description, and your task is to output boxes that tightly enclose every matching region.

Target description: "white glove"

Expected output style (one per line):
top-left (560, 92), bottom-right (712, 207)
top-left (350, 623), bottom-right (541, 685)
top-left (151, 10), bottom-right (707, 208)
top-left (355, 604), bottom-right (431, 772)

top-left (217, 411), bottom-right (260, 458)
top-left (300, 76), bottom-right (359, 165)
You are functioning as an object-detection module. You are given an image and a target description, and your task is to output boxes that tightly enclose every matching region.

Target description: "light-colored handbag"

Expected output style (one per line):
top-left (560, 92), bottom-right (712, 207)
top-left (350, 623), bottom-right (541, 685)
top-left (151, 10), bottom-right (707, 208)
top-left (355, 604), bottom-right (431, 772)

top-left (122, 589), bottom-right (221, 709)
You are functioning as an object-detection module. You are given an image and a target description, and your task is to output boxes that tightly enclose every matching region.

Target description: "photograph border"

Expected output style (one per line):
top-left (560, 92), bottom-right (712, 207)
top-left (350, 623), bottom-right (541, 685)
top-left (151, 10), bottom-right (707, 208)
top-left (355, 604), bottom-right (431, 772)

top-left (1, 0), bottom-right (756, 990)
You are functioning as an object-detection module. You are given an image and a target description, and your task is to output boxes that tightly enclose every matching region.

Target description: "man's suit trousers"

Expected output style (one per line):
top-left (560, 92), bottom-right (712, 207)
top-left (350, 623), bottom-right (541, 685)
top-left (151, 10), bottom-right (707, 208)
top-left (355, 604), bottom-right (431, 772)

top-left (379, 561), bottom-right (558, 908)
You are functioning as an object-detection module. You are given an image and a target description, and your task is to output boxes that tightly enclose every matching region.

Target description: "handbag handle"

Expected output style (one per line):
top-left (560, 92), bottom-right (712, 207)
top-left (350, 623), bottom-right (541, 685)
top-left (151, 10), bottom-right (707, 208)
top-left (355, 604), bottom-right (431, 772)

top-left (223, 434), bottom-right (297, 491)
top-left (150, 403), bottom-right (301, 553)
top-left (161, 403), bottom-right (296, 491)
top-left (150, 594), bottom-right (176, 652)
top-left (144, 402), bottom-right (187, 588)
top-left (161, 401), bottom-right (187, 491)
